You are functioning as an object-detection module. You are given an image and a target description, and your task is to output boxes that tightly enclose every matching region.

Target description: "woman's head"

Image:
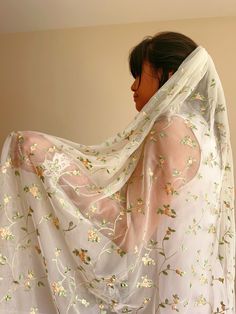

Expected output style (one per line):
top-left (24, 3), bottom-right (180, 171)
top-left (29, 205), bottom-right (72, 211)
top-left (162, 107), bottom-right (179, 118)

top-left (129, 31), bottom-right (198, 111)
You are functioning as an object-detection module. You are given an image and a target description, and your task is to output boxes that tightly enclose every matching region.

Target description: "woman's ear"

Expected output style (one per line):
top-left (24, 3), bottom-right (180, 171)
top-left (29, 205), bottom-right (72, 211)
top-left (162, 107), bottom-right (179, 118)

top-left (168, 70), bottom-right (174, 79)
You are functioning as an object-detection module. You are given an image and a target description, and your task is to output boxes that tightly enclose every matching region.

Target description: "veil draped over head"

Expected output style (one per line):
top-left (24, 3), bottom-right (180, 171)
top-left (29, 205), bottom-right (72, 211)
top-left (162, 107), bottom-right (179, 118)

top-left (0, 46), bottom-right (235, 313)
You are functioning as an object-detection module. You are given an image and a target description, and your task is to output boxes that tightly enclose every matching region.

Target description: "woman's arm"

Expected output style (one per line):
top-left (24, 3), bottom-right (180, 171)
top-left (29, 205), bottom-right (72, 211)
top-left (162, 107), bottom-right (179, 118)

top-left (114, 115), bottom-right (201, 251)
top-left (9, 116), bottom-right (200, 253)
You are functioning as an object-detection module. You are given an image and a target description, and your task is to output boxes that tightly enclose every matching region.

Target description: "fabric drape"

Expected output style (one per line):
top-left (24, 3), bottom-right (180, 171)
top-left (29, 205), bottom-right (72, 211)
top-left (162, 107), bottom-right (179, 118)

top-left (0, 46), bottom-right (235, 313)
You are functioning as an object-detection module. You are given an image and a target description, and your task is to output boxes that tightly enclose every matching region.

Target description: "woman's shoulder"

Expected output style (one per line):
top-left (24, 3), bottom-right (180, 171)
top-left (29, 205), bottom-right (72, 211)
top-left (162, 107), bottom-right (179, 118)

top-left (151, 113), bottom-right (192, 133)
top-left (152, 112), bottom-right (208, 135)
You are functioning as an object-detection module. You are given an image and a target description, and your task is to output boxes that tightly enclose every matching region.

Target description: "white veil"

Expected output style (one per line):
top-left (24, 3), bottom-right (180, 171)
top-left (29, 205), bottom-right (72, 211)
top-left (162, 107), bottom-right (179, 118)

top-left (0, 46), bottom-right (235, 313)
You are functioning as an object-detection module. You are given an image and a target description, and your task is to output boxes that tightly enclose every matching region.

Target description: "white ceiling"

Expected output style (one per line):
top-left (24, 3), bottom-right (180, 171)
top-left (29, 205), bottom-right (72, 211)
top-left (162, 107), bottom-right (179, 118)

top-left (0, 0), bottom-right (236, 33)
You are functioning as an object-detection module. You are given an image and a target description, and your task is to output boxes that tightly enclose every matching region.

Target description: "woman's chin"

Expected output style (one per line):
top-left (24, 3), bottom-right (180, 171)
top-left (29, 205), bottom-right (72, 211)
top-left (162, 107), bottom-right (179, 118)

top-left (135, 102), bottom-right (143, 112)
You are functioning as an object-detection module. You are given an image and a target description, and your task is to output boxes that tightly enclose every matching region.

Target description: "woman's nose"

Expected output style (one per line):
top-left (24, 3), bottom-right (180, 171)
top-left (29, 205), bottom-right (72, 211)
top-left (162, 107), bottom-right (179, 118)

top-left (131, 78), bottom-right (139, 91)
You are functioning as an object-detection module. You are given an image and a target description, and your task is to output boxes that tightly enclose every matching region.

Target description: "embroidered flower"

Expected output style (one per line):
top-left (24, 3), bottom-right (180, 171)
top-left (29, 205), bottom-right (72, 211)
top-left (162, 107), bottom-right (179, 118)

top-left (184, 119), bottom-right (197, 130)
top-left (124, 129), bottom-right (134, 141)
top-left (159, 131), bottom-right (167, 138)
top-left (224, 163), bottom-right (231, 171)
top-left (23, 270), bottom-right (36, 290)
top-left (216, 122), bottom-right (224, 130)
top-left (59, 198), bottom-right (67, 207)
top-left (105, 275), bottom-right (116, 288)
top-left (30, 143), bottom-right (38, 152)
top-left (88, 229), bottom-right (100, 242)
top-left (137, 198), bottom-right (144, 205)
top-left (142, 253), bottom-right (156, 266)
top-left (99, 302), bottom-right (105, 309)
top-left (1, 165), bottom-right (8, 174)
top-left (120, 281), bottom-right (128, 288)
top-left (164, 183), bottom-right (178, 195)
top-left (78, 157), bottom-right (93, 170)
top-left (52, 217), bottom-right (60, 229)
top-left (210, 79), bottom-right (216, 87)
top-left (0, 253), bottom-right (7, 265)
top-left (143, 298), bottom-right (151, 304)
top-left (199, 273), bottom-right (208, 285)
top-left (72, 169), bottom-right (81, 175)
top-left (137, 275), bottom-right (153, 288)
top-left (203, 153), bottom-right (218, 167)
top-left (55, 248), bottom-right (62, 257)
top-left (172, 169), bottom-right (181, 177)
top-left (4, 294), bottom-right (12, 301)
top-left (24, 279), bottom-right (31, 290)
top-left (1, 158), bottom-right (12, 173)
top-left (0, 227), bottom-right (14, 240)
top-left (195, 294), bottom-right (207, 306)
top-left (73, 248), bottom-right (91, 265)
top-left (48, 145), bottom-right (57, 153)
top-left (35, 165), bottom-right (44, 180)
top-left (215, 104), bottom-right (225, 113)
top-left (51, 281), bottom-right (67, 296)
top-left (117, 248), bottom-right (126, 257)
top-left (3, 194), bottom-right (11, 204)
top-left (192, 93), bottom-right (205, 101)
top-left (79, 298), bottom-right (90, 307)
top-left (171, 294), bottom-right (180, 310)
top-left (208, 224), bottom-right (216, 234)
top-left (27, 270), bottom-right (35, 280)
top-left (114, 191), bottom-right (122, 201)
top-left (187, 157), bottom-right (196, 167)
top-left (180, 135), bottom-right (197, 148)
top-left (158, 155), bottom-right (165, 167)
top-left (157, 205), bottom-right (177, 218)
top-left (26, 184), bottom-right (42, 199)
top-left (175, 269), bottom-right (186, 276)
top-left (42, 153), bottom-right (71, 179)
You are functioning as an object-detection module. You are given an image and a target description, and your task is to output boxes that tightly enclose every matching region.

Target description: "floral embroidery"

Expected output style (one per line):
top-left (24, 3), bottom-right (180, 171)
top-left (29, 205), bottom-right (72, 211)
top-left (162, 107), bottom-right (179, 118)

top-left (142, 253), bottom-right (156, 266)
top-left (180, 135), bottom-right (197, 147)
top-left (195, 294), bottom-right (207, 306)
top-left (0, 108), bottom-right (234, 313)
top-left (30, 308), bottom-right (38, 314)
top-left (0, 254), bottom-right (7, 265)
top-left (78, 298), bottom-right (90, 307)
top-left (78, 157), bottom-right (93, 170)
top-left (137, 275), bottom-right (153, 288)
top-left (0, 227), bottom-right (14, 240)
top-left (157, 205), bottom-right (177, 218)
top-left (158, 294), bottom-right (183, 311)
top-left (157, 155), bottom-right (165, 168)
top-left (23, 184), bottom-right (42, 199)
top-left (3, 194), bottom-right (11, 205)
top-left (203, 152), bottom-right (219, 167)
top-left (191, 92), bottom-right (206, 101)
top-left (0, 158), bottom-right (12, 174)
top-left (73, 248), bottom-right (91, 265)
top-left (52, 217), bottom-right (60, 229)
top-left (51, 281), bottom-right (67, 296)
top-left (88, 229), bottom-right (100, 242)
top-left (164, 182), bottom-right (178, 195)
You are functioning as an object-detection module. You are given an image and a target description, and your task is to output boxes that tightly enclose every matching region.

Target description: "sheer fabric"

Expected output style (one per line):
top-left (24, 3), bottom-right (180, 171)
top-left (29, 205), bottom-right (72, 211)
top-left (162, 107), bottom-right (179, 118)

top-left (0, 46), bottom-right (235, 313)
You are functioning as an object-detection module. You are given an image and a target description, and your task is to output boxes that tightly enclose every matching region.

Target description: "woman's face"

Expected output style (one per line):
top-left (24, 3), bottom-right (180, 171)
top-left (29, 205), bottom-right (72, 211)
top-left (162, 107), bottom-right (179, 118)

top-left (131, 62), bottom-right (162, 112)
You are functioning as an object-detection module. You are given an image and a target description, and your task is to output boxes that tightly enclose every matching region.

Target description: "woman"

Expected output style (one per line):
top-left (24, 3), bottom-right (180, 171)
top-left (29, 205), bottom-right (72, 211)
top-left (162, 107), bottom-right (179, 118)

top-left (0, 32), bottom-right (235, 313)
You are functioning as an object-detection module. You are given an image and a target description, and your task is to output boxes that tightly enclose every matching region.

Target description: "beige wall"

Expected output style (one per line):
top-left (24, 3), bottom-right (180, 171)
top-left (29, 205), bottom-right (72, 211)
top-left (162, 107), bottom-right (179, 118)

top-left (0, 17), bottom-right (236, 162)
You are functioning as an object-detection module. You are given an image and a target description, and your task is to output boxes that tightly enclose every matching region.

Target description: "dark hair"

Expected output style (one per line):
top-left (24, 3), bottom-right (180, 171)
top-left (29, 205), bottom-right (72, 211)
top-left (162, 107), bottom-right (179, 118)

top-left (129, 31), bottom-right (198, 88)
